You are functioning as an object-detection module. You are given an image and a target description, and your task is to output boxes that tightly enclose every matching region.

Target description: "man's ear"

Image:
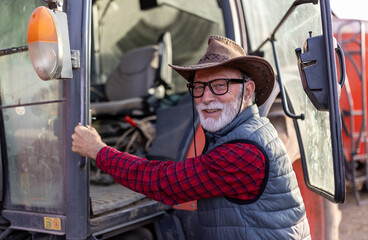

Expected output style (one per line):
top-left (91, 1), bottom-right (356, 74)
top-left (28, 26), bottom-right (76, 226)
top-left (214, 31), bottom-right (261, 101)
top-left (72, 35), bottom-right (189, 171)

top-left (244, 81), bottom-right (256, 103)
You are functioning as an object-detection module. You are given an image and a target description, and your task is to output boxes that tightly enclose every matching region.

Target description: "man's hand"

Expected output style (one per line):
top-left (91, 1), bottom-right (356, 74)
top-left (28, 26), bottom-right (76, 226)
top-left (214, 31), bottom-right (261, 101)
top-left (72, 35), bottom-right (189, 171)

top-left (72, 123), bottom-right (106, 159)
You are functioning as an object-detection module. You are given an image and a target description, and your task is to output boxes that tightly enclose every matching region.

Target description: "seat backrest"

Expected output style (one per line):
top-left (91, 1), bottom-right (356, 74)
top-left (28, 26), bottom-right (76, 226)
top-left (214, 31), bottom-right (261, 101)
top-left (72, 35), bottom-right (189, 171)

top-left (105, 45), bottom-right (158, 101)
top-left (156, 32), bottom-right (173, 89)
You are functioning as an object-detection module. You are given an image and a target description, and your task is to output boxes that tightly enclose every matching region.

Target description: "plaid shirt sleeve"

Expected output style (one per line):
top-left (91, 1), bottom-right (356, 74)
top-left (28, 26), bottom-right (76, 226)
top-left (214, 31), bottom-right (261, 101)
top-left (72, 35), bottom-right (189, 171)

top-left (96, 142), bottom-right (266, 205)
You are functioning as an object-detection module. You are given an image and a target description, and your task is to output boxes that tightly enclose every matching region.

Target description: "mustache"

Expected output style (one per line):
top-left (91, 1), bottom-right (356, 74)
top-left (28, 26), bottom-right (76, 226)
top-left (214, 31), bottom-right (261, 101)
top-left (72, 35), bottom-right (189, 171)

top-left (196, 101), bottom-right (225, 111)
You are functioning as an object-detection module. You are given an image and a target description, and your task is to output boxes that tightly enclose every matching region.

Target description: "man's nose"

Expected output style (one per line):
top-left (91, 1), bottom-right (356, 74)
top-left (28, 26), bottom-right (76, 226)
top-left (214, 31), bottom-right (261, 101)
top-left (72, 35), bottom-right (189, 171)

top-left (201, 85), bottom-right (215, 103)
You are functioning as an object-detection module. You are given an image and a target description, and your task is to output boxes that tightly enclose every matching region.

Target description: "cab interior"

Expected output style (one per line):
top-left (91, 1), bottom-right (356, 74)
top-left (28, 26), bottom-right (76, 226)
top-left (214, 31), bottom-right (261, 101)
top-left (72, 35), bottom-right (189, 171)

top-left (89, 0), bottom-right (225, 217)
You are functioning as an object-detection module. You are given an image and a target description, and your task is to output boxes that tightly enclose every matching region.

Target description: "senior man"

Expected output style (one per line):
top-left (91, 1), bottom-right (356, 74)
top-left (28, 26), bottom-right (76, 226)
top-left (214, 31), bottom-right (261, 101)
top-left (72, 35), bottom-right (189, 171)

top-left (72, 35), bottom-right (310, 239)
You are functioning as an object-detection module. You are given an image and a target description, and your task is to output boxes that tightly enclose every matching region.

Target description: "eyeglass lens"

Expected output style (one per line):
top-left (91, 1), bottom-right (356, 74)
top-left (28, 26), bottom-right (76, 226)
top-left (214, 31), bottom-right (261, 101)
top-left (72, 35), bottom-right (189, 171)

top-left (192, 79), bottom-right (228, 97)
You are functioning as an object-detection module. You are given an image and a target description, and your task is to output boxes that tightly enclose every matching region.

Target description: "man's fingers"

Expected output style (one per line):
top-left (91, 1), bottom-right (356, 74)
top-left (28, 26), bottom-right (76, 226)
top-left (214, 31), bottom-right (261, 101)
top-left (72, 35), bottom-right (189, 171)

top-left (71, 145), bottom-right (77, 151)
top-left (90, 126), bottom-right (99, 134)
top-left (74, 123), bottom-right (83, 132)
top-left (74, 124), bottom-right (96, 133)
top-left (74, 125), bottom-right (90, 135)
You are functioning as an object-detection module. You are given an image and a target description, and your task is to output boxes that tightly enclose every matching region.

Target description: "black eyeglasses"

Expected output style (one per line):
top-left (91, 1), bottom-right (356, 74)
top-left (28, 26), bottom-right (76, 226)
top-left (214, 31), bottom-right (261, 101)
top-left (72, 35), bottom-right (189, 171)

top-left (187, 78), bottom-right (246, 98)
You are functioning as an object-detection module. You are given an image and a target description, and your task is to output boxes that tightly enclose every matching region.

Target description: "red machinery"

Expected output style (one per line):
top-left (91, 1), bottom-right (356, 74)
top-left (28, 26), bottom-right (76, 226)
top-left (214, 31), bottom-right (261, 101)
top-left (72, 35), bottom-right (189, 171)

top-left (337, 17), bottom-right (368, 205)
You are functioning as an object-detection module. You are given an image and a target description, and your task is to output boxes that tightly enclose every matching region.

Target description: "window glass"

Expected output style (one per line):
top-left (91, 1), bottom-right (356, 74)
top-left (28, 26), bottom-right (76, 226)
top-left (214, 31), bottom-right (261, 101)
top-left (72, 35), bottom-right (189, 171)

top-left (243, 0), bottom-right (335, 194)
top-left (0, 0), bottom-right (40, 49)
top-left (0, 53), bottom-right (63, 106)
top-left (3, 103), bottom-right (64, 212)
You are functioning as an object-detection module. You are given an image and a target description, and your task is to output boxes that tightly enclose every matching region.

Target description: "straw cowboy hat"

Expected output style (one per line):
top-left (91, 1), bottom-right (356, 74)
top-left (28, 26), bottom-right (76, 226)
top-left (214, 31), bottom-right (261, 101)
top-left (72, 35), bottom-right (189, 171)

top-left (169, 35), bottom-right (275, 106)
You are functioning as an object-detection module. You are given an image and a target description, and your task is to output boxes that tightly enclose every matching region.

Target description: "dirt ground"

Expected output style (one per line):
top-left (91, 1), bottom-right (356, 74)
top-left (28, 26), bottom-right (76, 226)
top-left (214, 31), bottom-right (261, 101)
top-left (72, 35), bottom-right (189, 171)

top-left (339, 189), bottom-right (368, 240)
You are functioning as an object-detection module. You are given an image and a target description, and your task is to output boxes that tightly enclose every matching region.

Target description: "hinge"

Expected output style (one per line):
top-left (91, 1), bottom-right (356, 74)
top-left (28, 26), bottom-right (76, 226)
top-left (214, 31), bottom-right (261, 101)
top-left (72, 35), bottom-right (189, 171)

top-left (71, 50), bottom-right (81, 69)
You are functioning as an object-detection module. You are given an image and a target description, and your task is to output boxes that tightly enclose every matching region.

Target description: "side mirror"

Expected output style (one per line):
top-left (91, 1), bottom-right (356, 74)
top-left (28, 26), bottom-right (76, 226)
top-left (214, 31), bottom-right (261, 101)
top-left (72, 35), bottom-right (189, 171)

top-left (295, 35), bottom-right (345, 111)
top-left (27, 6), bottom-right (72, 80)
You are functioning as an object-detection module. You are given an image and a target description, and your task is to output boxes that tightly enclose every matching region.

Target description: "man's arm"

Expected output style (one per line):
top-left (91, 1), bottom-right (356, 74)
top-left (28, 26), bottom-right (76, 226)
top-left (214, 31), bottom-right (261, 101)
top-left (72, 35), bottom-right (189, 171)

top-left (96, 142), bottom-right (266, 205)
top-left (71, 124), bottom-right (266, 205)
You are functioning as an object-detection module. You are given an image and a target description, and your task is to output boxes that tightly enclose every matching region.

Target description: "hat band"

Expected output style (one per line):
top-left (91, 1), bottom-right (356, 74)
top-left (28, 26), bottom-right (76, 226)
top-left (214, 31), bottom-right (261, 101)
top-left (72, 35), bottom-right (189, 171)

top-left (198, 54), bottom-right (230, 64)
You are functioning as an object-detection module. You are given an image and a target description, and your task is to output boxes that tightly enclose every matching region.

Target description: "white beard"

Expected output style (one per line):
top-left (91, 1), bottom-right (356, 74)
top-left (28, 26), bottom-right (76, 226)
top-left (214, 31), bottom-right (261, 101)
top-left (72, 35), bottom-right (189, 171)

top-left (196, 91), bottom-right (243, 132)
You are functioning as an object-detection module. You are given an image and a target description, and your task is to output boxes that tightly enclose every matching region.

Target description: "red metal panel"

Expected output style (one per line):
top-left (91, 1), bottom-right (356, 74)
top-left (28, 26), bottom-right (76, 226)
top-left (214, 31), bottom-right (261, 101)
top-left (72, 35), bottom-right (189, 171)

top-left (293, 158), bottom-right (325, 240)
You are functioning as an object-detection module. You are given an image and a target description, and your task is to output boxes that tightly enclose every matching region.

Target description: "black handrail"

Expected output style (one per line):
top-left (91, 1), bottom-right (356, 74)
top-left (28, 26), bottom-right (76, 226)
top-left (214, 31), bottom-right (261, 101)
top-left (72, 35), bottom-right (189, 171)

top-left (270, 39), bottom-right (305, 120)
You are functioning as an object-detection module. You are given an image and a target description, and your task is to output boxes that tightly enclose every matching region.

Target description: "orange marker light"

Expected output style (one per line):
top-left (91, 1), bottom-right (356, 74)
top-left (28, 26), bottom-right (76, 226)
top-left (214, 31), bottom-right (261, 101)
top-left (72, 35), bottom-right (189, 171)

top-left (27, 6), bottom-right (63, 80)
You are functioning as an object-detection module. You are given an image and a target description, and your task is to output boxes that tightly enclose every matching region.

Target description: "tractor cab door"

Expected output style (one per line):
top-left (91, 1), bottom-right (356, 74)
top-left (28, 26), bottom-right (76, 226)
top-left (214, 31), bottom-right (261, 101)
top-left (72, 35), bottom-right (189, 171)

top-left (242, 0), bottom-right (345, 203)
top-left (0, 0), bottom-right (68, 234)
top-left (0, 0), bottom-right (90, 238)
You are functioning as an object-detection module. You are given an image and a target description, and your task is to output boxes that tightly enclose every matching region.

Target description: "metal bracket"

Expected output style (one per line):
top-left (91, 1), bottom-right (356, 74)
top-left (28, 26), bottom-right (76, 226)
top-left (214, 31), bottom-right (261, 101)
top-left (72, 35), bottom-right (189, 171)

top-left (71, 50), bottom-right (81, 69)
top-left (55, 0), bottom-right (64, 11)
top-left (42, 0), bottom-right (64, 11)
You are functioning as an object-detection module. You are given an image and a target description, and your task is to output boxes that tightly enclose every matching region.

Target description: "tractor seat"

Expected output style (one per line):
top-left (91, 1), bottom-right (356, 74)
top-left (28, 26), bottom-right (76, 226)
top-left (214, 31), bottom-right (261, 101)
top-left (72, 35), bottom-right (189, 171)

top-left (91, 45), bottom-right (159, 115)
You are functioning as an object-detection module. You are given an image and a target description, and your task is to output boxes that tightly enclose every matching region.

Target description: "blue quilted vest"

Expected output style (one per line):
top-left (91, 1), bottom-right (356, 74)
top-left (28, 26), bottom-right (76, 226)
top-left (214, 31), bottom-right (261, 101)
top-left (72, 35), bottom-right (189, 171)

top-left (197, 104), bottom-right (311, 239)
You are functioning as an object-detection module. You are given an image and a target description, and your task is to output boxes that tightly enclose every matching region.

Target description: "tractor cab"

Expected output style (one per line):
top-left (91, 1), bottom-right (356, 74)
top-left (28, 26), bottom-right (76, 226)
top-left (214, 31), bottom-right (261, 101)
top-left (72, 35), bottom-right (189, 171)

top-left (0, 0), bottom-right (346, 239)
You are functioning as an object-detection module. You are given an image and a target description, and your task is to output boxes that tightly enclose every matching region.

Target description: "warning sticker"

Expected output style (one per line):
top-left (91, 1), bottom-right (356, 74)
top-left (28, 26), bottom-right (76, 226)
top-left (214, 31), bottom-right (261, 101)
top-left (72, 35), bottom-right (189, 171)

top-left (44, 217), bottom-right (61, 231)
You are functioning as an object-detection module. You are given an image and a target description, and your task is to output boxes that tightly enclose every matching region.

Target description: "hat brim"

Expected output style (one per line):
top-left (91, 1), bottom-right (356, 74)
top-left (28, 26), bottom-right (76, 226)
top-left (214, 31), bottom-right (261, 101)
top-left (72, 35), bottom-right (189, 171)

top-left (169, 55), bottom-right (275, 106)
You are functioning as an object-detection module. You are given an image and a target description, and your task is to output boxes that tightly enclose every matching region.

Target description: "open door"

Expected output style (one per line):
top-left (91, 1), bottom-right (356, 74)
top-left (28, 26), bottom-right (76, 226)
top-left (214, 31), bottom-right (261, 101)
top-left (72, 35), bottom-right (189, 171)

top-left (294, 0), bottom-right (345, 203)
top-left (242, 0), bottom-right (345, 203)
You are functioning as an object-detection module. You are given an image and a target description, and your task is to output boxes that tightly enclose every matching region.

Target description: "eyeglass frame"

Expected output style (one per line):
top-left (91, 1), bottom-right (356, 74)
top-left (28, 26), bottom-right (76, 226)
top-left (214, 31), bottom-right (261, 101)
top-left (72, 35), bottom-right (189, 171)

top-left (187, 78), bottom-right (249, 98)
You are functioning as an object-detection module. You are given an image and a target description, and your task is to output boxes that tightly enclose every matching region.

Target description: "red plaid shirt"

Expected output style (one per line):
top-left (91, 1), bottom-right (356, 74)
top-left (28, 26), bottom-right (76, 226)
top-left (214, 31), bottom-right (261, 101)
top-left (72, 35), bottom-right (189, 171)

top-left (96, 143), bottom-right (266, 205)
